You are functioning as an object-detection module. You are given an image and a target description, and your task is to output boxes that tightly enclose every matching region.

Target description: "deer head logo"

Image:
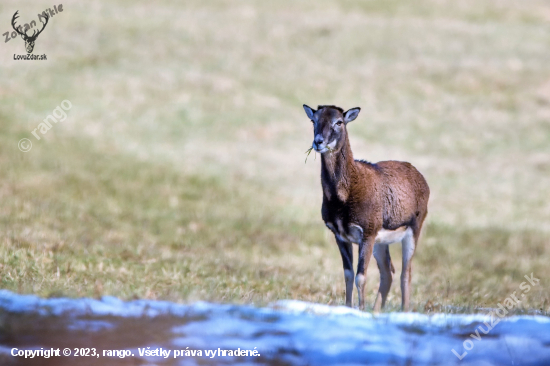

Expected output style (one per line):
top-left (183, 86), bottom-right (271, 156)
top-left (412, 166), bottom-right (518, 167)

top-left (11, 11), bottom-right (49, 54)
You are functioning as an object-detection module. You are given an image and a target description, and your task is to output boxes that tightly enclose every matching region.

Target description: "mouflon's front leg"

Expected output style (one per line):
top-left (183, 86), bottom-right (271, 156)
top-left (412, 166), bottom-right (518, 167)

top-left (355, 235), bottom-right (375, 310)
top-left (335, 237), bottom-right (354, 306)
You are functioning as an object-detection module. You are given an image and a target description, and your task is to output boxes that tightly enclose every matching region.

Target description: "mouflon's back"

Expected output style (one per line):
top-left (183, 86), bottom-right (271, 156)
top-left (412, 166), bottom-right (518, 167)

top-left (360, 160), bottom-right (429, 231)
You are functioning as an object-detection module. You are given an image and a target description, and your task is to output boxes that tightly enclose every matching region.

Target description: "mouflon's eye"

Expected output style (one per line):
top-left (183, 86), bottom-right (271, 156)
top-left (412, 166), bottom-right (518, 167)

top-left (336, 121), bottom-right (343, 126)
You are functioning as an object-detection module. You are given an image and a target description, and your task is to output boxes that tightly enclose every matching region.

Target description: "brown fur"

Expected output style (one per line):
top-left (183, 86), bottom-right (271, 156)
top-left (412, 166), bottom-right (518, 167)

top-left (303, 104), bottom-right (430, 311)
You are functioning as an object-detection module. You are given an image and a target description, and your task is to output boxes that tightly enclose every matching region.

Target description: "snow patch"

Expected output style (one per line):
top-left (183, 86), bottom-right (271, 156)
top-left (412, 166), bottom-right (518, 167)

top-left (1, 291), bottom-right (550, 365)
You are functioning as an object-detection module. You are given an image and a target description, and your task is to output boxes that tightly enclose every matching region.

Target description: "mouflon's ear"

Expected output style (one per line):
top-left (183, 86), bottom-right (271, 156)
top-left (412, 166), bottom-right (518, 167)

top-left (303, 104), bottom-right (316, 121)
top-left (344, 107), bottom-right (361, 124)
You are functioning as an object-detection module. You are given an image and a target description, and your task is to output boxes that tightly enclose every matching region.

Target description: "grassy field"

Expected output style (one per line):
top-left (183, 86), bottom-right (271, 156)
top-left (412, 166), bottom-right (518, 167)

top-left (1, 0), bottom-right (549, 313)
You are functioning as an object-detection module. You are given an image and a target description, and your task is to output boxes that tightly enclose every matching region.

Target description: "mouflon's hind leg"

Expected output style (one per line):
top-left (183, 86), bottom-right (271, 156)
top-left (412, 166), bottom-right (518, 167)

top-left (373, 244), bottom-right (394, 312)
top-left (400, 230), bottom-right (416, 311)
top-left (336, 237), bottom-right (354, 307)
top-left (355, 235), bottom-right (375, 310)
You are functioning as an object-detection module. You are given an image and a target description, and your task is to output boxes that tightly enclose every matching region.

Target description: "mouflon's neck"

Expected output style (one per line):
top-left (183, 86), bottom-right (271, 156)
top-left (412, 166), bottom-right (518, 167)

top-left (320, 135), bottom-right (356, 201)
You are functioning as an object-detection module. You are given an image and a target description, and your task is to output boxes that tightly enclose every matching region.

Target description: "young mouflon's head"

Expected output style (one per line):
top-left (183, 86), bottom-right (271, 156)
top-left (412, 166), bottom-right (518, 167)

top-left (303, 104), bottom-right (360, 153)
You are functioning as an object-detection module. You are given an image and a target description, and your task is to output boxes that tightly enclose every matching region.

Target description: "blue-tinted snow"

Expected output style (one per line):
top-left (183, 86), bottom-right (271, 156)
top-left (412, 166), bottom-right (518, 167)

top-left (0, 290), bottom-right (549, 366)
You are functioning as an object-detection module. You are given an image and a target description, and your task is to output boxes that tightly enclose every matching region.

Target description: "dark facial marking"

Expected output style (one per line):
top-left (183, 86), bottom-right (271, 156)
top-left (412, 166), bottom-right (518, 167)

top-left (313, 106), bottom-right (345, 148)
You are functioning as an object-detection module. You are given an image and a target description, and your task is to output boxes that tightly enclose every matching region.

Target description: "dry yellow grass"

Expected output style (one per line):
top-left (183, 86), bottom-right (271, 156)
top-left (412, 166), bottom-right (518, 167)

top-left (0, 0), bottom-right (549, 313)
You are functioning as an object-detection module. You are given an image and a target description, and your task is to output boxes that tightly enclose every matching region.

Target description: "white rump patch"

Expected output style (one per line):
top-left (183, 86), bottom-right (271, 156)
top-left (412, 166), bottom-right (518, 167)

top-left (327, 222), bottom-right (413, 246)
top-left (375, 227), bottom-right (412, 245)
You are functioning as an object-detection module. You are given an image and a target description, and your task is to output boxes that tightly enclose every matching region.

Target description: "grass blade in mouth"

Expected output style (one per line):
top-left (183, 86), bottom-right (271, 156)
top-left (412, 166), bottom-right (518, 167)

top-left (305, 146), bottom-right (314, 163)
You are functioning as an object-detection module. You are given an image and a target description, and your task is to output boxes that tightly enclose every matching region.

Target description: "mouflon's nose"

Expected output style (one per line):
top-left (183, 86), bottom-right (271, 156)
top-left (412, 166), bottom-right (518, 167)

top-left (314, 134), bottom-right (324, 146)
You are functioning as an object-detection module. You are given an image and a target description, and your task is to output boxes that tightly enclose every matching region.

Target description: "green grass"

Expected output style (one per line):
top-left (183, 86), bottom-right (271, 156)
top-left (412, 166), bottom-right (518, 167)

top-left (1, 0), bottom-right (549, 313)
